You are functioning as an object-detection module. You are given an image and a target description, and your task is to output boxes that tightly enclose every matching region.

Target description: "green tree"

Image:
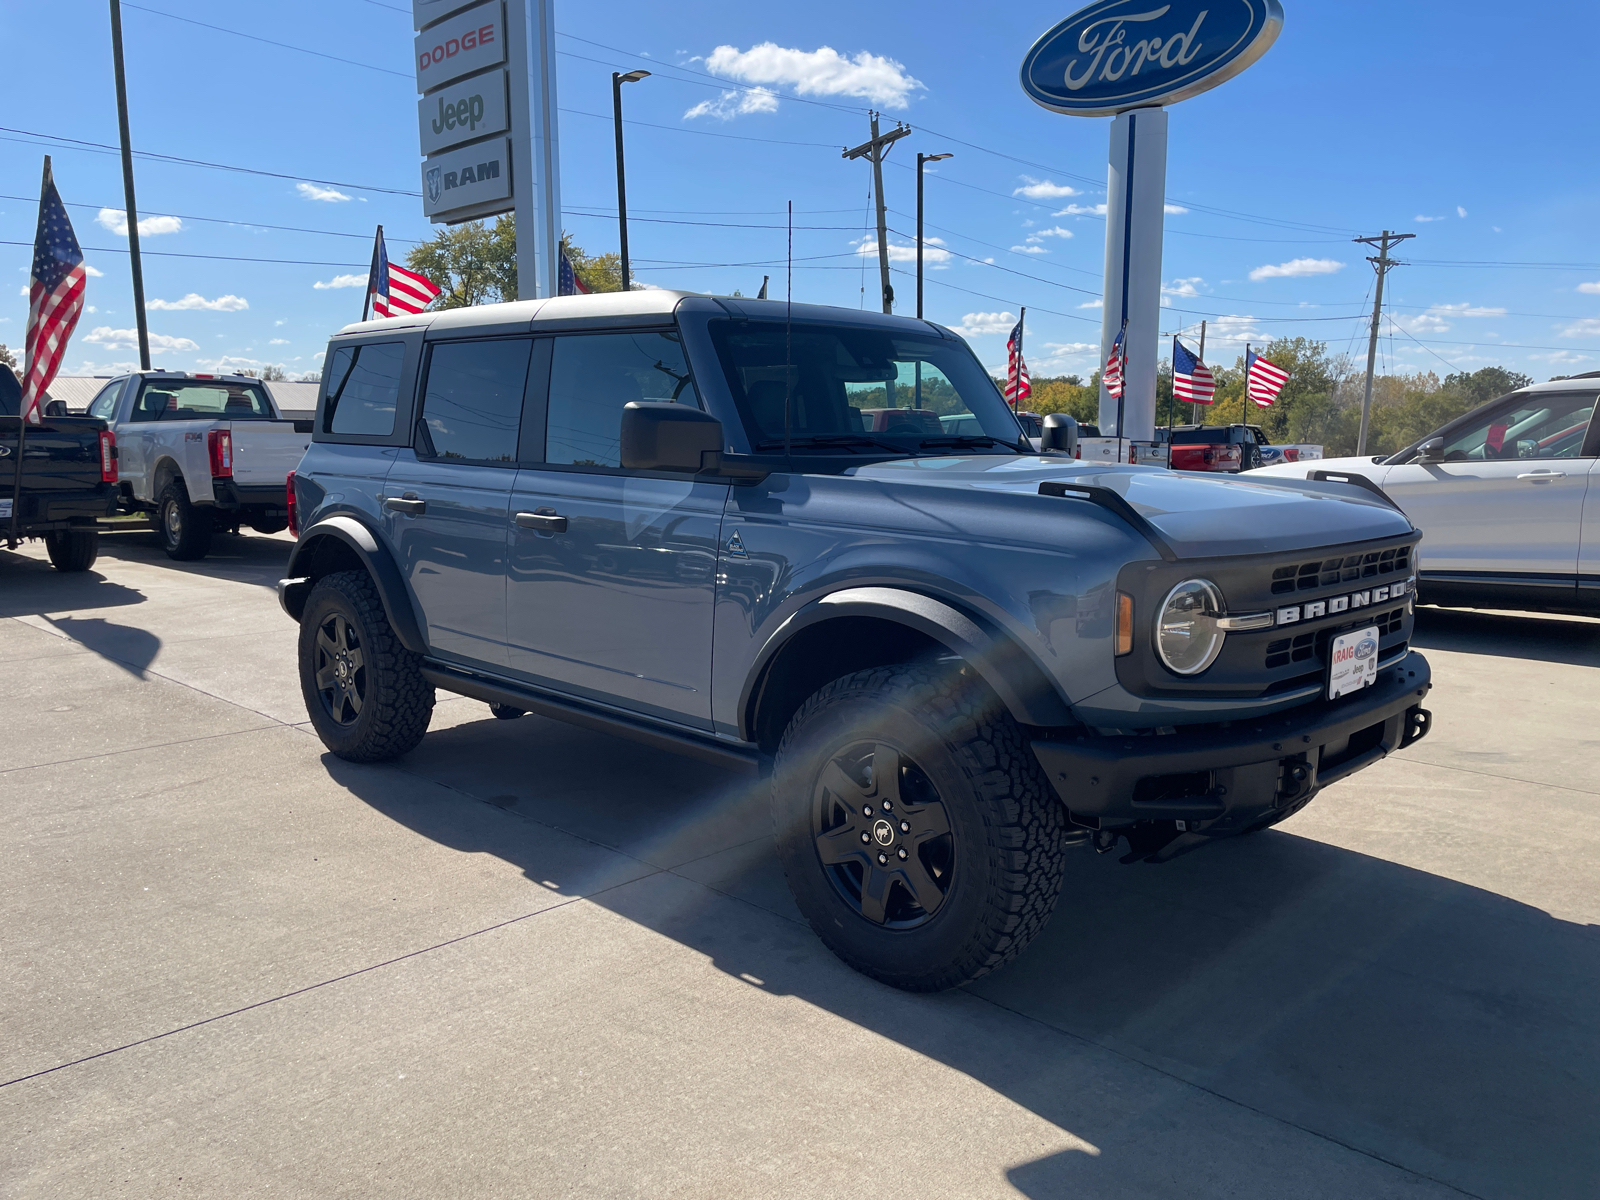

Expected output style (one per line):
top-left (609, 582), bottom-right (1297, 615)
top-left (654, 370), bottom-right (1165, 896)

top-left (403, 217), bottom-right (629, 308)
top-left (0, 343), bottom-right (15, 370)
top-left (261, 364), bottom-right (287, 381)
top-left (1024, 375), bottom-right (1099, 422)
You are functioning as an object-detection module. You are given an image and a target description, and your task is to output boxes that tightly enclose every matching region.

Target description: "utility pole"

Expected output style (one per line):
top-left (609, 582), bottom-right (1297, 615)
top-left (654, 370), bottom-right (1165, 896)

top-left (1354, 230), bottom-right (1414, 455)
top-left (843, 113), bottom-right (909, 314)
top-left (108, 0), bottom-right (150, 371)
top-left (915, 150), bottom-right (951, 319)
top-left (612, 70), bottom-right (649, 293)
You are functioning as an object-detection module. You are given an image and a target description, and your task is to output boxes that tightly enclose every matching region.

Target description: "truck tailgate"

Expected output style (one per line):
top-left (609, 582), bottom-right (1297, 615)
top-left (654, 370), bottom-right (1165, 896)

top-left (231, 420), bottom-right (311, 487)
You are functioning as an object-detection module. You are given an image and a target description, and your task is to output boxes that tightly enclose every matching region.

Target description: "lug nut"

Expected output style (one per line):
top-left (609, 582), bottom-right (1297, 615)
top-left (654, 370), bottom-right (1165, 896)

top-left (882, 800), bottom-right (892, 811)
top-left (877, 853), bottom-right (888, 865)
top-left (860, 832), bottom-right (870, 843)
top-left (896, 847), bottom-right (907, 860)
top-left (863, 805), bottom-right (873, 816)
top-left (899, 821), bottom-right (910, 833)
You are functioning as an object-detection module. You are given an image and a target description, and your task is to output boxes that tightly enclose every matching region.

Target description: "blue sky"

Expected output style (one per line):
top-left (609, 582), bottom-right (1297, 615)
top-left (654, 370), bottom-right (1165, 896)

top-left (4, 0), bottom-right (1599, 383)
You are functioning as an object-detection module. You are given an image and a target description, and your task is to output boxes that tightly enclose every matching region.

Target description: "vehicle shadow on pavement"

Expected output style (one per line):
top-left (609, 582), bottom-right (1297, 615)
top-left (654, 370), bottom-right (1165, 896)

top-left (94, 529), bottom-right (292, 590)
top-left (1413, 605), bottom-right (1600, 667)
top-left (333, 709), bottom-right (1600, 1200)
top-left (0, 549), bottom-right (147, 620)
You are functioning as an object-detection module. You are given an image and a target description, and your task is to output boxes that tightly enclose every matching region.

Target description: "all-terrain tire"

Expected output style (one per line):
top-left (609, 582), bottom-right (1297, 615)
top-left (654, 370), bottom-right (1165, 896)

top-left (44, 528), bottom-right (99, 572)
top-left (157, 480), bottom-right (213, 561)
top-left (299, 570), bottom-right (435, 762)
top-left (771, 664), bottom-right (1067, 992)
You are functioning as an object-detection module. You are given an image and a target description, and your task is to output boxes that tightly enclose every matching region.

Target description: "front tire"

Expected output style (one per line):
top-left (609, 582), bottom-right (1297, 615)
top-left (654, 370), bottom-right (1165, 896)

top-left (298, 570), bottom-right (435, 762)
top-left (157, 480), bottom-right (212, 561)
top-left (771, 665), bottom-right (1067, 991)
top-left (45, 528), bottom-right (99, 572)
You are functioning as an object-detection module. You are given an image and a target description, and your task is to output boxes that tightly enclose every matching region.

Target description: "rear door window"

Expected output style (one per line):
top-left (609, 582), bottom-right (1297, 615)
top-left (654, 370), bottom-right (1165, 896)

top-left (324, 342), bottom-right (405, 436)
top-left (1441, 392), bottom-right (1597, 461)
top-left (87, 379), bottom-right (125, 421)
top-left (544, 331), bottom-right (700, 468)
top-left (416, 338), bottom-right (531, 464)
top-left (131, 380), bottom-right (272, 421)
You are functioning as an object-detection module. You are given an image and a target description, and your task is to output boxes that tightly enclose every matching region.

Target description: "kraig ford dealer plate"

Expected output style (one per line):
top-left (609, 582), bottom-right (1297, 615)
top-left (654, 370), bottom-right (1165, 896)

top-left (1327, 624), bottom-right (1381, 700)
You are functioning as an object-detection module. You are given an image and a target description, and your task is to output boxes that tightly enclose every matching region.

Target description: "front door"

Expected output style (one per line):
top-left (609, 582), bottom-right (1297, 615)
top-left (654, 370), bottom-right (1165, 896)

top-left (382, 336), bottom-right (532, 671)
top-left (1381, 389), bottom-right (1596, 580)
top-left (505, 329), bottom-right (726, 729)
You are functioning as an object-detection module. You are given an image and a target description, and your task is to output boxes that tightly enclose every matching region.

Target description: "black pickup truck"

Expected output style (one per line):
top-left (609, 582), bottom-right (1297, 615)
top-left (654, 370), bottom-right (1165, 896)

top-left (1, 364), bottom-right (118, 571)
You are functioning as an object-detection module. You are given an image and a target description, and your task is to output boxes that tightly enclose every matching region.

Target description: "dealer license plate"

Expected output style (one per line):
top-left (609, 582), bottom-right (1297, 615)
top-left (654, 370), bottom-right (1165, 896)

top-left (1327, 624), bottom-right (1381, 700)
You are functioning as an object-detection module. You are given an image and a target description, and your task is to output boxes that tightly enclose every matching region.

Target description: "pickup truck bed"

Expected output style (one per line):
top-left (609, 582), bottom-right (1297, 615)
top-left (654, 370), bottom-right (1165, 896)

top-left (2, 368), bottom-right (117, 571)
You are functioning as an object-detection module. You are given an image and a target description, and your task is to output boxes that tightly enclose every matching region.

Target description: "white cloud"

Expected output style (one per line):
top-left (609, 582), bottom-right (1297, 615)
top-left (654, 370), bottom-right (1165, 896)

top-left (1162, 277), bottom-right (1204, 299)
top-left (18, 285), bottom-right (26, 296)
top-left (1025, 226), bottom-right (1074, 242)
top-left (1202, 315), bottom-right (1262, 346)
top-left (1009, 244), bottom-right (1048, 255)
top-left (1403, 312), bottom-right (1452, 334)
top-left (1078, 299), bottom-right (1102, 309)
top-left (1054, 203), bottom-right (1107, 217)
top-left (274, 318), bottom-right (288, 325)
top-left (195, 355), bottom-right (264, 373)
top-left (955, 311), bottom-right (1016, 336)
top-left (72, 359), bottom-right (141, 374)
top-left (84, 265), bottom-right (104, 277)
top-left (269, 337), bottom-right (290, 345)
top-left (850, 236), bottom-right (948, 266)
top-left (1012, 177), bottom-right (1078, 200)
top-left (297, 182), bottom-right (352, 203)
top-left (84, 306), bottom-right (97, 314)
top-left (1492, 225), bottom-right (1502, 233)
top-left (147, 293), bottom-right (249, 312)
top-left (1249, 257), bottom-right (1345, 281)
top-left (313, 274), bottom-right (367, 289)
top-left (1457, 206), bottom-right (1468, 218)
top-left (84, 326), bottom-right (198, 353)
top-left (684, 87), bottom-right (779, 120)
top-left (701, 43), bottom-right (923, 108)
top-left (1558, 318), bottom-right (1600, 338)
top-left (1034, 340), bottom-right (1097, 371)
top-left (1429, 302), bottom-right (1505, 318)
top-left (963, 255), bottom-right (995, 266)
top-left (1528, 350), bottom-right (1592, 365)
top-left (1414, 214), bottom-right (1444, 222)
top-left (96, 208), bottom-right (181, 237)
top-left (1164, 204), bottom-right (1188, 215)
top-left (1577, 281), bottom-right (1600, 295)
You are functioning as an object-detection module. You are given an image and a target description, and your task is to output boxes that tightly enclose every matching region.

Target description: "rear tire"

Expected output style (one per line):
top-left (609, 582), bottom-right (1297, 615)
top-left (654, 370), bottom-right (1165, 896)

top-left (157, 481), bottom-right (213, 561)
top-left (299, 570), bottom-right (435, 762)
top-left (771, 664), bottom-right (1067, 992)
top-left (45, 528), bottom-right (99, 572)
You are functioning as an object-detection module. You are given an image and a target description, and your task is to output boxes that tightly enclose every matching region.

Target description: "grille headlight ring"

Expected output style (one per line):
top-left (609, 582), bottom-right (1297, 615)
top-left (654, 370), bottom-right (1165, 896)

top-left (1156, 579), bottom-right (1226, 676)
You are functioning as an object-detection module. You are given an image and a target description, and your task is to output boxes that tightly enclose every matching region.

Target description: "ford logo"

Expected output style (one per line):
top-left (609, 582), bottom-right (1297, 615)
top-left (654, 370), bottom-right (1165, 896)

top-left (1021, 0), bottom-right (1284, 117)
top-left (1354, 638), bottom-right (1378, 661)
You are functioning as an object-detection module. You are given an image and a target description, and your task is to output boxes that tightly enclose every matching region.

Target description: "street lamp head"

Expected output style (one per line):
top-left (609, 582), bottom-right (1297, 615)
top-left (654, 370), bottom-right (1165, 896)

top-left (617, 69), bottom-right (651, 84)
top-left (925, 152), bottom-right (953, 163)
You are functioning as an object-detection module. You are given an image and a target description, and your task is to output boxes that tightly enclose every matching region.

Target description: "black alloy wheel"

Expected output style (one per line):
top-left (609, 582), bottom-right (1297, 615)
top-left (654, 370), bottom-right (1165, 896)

top-left (812, 741), bottom-right (954, 928)
top-left (313, 610), bottom-right (366, 726)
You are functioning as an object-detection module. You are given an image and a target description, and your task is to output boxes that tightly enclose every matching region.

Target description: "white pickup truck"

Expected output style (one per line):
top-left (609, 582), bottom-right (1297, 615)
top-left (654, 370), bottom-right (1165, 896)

top-left (84, 372), bottom-right (311, 559)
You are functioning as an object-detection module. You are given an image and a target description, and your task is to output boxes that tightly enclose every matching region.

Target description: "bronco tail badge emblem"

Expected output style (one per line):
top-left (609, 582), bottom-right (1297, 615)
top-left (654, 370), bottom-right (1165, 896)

top-left (726, 531), bottom-right (748, 559)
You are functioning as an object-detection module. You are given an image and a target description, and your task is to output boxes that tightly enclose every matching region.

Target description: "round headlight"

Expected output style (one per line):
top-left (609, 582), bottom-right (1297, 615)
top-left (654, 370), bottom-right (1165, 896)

top-left (1156, 579), bottom-right (1225, 675)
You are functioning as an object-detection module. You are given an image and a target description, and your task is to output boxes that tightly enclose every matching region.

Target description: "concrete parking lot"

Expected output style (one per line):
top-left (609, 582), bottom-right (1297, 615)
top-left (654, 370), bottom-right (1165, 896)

top-left (2, 529), bottom-right (1596, 1199)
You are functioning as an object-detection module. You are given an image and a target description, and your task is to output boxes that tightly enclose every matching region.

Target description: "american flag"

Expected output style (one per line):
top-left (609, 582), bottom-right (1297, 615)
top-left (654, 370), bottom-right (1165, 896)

top-left (557, 246), bottom-right (591, 296)
top-left (1172, 336), bottom-right (1215, 404)
top-left (1103, 324), bottom-right (1126, 399)
top-left (1246, 348), bottom-right (1289, 407)
top-left (367, 226), bottom-right (441, 318)
top-left (1003, 316), bottom-right (1031, 407)
top-left (22, 158), bottom-right (87, 424)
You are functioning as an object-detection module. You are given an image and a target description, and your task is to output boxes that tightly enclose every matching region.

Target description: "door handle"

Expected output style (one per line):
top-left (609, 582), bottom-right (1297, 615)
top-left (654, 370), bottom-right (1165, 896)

top-left (515, 510), bottom-right (567, 533)
top-left (385, 494), bottom-right (426, 515)
top-left (1516, 471), bottom-right (1564, 481)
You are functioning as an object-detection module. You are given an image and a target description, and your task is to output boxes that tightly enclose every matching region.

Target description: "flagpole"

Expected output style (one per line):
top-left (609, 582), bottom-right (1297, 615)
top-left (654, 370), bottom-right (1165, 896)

top-left (109, 0), bottom-right (151, 372)
top-left (362, 225), bottom-right (382, 322)
top-left (1242, 342), bottom-right (1250, 428)
top-left (1195, 319), bottom-right (1205, 424)
top-left (1015, 306), bottom-right (1025, 410)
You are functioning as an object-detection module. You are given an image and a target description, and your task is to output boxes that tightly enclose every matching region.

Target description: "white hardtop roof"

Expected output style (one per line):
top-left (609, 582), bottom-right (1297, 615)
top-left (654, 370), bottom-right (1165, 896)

top-left (335, 289), bottom-right (697, 338)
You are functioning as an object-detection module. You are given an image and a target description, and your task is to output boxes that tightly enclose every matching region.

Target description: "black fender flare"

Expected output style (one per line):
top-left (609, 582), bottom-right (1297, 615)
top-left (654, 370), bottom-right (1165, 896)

top-left (279, 515), bottom-right (426, 654)
top-left (741, 586), bottom-right (1074, 736)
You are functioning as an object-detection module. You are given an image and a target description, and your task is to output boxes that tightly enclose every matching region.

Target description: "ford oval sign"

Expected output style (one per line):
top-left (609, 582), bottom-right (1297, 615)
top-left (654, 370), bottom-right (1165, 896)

top-left (1022, 0), bottom-right (1284, 117)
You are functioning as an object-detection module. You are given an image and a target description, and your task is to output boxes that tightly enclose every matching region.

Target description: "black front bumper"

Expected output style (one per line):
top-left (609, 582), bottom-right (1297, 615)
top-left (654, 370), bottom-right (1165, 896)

top-left (1033, 651), bottom-right (1432, 853)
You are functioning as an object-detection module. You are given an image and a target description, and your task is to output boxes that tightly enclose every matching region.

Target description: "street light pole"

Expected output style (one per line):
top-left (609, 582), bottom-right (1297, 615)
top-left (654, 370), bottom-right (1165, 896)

top-left (611, 69), bottom-right (649, 293)
top-left (915, 151), bottom-right (951, 320)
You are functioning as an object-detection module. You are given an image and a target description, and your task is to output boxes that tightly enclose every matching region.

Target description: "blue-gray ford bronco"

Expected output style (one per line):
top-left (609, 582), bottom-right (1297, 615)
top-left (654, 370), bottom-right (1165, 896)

top-left (280, 291), bottom-right (1433, 991)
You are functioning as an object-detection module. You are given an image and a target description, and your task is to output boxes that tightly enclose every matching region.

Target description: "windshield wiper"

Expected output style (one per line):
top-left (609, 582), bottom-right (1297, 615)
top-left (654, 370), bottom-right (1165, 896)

top-left (917, 435), bottom-right (1020, 452)
top-left (755, 434), bottom-right (909, 455)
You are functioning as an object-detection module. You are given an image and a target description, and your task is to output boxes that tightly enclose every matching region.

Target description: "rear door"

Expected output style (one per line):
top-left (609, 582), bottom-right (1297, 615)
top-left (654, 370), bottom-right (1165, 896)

top-left (504, 328), bottom-right (727, 728)
top-left (1382, 389), bottom-right (1596, 582)
top-left (383, 336), bottom-right (532, 671)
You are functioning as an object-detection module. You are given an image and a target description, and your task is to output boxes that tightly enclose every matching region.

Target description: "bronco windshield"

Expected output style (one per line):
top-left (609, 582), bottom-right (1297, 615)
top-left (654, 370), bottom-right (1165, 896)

top-left (707, 320), bottom-right (1026, 454)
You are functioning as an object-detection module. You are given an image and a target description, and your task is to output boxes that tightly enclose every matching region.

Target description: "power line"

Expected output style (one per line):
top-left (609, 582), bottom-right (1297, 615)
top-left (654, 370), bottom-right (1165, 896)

top-left (122, 3), bottom-right (411, 77)
top-left (0, 191), bottom-right (422, 244)
top-left (0, 238), bottom-right (366, 268)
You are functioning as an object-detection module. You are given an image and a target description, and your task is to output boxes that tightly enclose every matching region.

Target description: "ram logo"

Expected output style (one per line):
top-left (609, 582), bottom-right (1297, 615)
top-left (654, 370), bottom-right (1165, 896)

top-left (425, 166), bottom-right (442, 205)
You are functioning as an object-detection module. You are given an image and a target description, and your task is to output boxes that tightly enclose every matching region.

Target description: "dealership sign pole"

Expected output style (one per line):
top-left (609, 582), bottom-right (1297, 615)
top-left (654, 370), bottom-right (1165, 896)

top-left (413, 0), bottom-right (560, 299)
top-left (1021, 1), bottom-right (1282, 449)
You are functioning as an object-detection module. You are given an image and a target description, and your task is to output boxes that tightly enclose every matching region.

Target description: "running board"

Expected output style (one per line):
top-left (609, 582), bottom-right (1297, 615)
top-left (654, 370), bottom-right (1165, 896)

top-left (419, 661), bottom-right (762, 775)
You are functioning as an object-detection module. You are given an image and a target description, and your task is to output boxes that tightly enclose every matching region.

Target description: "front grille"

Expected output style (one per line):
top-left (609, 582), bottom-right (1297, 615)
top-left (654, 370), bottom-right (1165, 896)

top-left (1271, 545), bottom-right (1411, 594)
top-left (1264, 605), bottom-right (1407, 669)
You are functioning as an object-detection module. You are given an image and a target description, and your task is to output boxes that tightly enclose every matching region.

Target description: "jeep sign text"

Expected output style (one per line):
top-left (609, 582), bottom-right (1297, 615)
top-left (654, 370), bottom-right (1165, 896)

top-left (413, 0), bottom-right (504, 92)
top-left (417, 68), bottom-right (509, 156)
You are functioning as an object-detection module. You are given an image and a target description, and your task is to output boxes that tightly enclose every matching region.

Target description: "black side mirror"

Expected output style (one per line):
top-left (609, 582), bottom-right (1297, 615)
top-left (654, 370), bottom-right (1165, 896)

top-left (1415, 436), bottom-right (1444, 464)
top-left (43, 399), bottom-right (69, 417)
top-left (1040, 412), bottom-right (1079, 456)
top-left (620, 401), bottom-right (726, 473)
